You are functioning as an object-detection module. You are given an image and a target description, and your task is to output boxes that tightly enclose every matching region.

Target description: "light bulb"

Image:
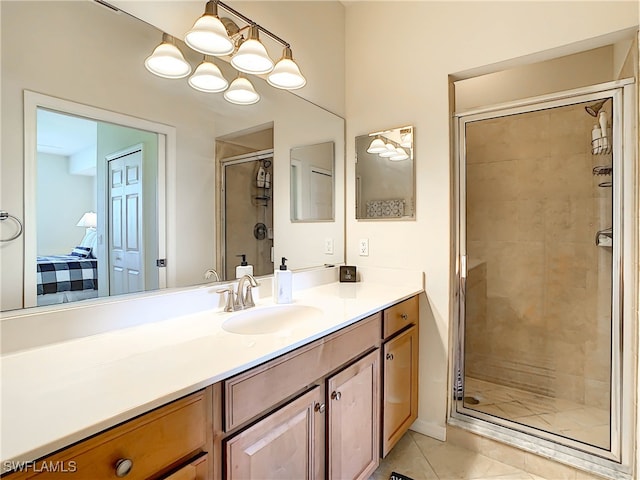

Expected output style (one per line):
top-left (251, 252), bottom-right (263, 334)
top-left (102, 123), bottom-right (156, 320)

top-left (231, 26), bottom-right (274, 74)
top-left (185, 1), bottom-right (234, 56)
top-left (188, 59), bottom-right (228, 93)
top-left (144, 34), bottom-right (191, 79)
top-left (267, 47), bottom-right (306, 90)
top-left (224, 75), bottom-right (260, 105)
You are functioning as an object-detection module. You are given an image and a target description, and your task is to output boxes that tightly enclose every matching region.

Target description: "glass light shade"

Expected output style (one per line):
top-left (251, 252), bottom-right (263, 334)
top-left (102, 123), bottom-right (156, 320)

top-left (267, 47), bottom-right (306, 90)
top-left (367, 138), bottom-right (386, 154)
top-left (144, 37), bottom-right (192, 79)
top-left (390, 147), bottom-right (409, 161)
top-left (231, 26), bottom-right (274, 74)
top-left (185, 14), bottom-right (234, 56)
top-left (400, 132), bottom-right (413, 148)
top-left (188, 60), bottom-right (228, 93)
top-left (378, 143), bottom-right (397, 158)
top-left (76, 211), bottom-right (97, 228)
top-left (224, 76), bottom-right (260, 105)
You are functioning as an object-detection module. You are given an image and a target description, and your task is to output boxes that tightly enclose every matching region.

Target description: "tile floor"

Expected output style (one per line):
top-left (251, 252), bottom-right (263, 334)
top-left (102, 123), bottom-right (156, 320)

top-left (371, 431), bottom-right (549, 480)
top-left (463, 378), bottom-right (610, 450)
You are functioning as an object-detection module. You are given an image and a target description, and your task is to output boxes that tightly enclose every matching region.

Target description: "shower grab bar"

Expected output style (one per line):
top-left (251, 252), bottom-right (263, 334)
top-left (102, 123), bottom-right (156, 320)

top-left (0, 210), bottom-right (23, 242)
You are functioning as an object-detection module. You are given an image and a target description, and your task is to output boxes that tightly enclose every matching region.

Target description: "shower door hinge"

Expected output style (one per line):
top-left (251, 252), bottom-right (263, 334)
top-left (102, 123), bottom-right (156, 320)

top-left (156, 258), bottom-right (167, 268)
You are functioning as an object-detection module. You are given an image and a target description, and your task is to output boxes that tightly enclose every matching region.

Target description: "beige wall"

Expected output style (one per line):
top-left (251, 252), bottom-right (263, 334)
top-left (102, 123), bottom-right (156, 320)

top-left (344, 1), bottom-right (638, 440)
top-left (464, 102), bottom-right (612, 410)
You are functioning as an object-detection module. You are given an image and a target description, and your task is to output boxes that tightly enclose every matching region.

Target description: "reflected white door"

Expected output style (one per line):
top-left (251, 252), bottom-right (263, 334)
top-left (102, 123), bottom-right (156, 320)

top-left (108, 147), bottom-right (144, 295)
top-left (309, 168), bottom-right (332, 219)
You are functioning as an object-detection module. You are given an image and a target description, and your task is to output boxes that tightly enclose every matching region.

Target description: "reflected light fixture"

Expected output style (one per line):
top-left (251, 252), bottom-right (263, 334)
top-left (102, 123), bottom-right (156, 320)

top-left (231, 25), bottom-right (274, 74)
top-left (224, 74), bottom-right (260, 105)
top-left (400, 131), bottom-right (413, 148)
top-left (144, 34), bottom-right (192, 79)
top-left (367, 137), bottom-right (387, 154)
top-left (268, 47), bottom-right (306, 89)
top-left (379, 143), bottom-right (397, 158)
top-left (185, 0), bottom-right (234, 56)
top-left (188, 57), bottom-right (229, 93)
top-left (390, 147), bottom-right (409, 161)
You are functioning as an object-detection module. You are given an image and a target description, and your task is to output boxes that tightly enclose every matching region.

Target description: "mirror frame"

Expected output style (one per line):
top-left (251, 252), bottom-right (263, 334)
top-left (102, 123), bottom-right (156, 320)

top-left (23, 91), bottom-right (175, 308)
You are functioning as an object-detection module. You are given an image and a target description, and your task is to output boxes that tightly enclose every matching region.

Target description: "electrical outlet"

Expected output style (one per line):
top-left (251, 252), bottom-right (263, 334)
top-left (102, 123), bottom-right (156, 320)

top-left (324, 238), bottom-right (334, 255)
top-left (358, 238), bottom-right (369, 256)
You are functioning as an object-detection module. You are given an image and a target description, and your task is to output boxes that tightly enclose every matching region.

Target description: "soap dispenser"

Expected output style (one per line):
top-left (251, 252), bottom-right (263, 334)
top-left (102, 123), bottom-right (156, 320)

top-left (235, 254), bottom-right (254, 279)
top-left (274, 257), bottom-right (292, 304)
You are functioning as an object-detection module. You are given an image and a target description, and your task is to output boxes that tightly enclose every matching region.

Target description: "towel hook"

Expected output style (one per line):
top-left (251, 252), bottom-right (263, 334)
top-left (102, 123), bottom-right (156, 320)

top-left (0, 210), bottom-right (23, 242)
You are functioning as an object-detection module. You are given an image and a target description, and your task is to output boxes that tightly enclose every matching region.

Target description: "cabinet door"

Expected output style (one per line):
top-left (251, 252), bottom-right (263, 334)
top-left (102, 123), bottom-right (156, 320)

top-left (225, 387), bottom-right (323, 480)
top-left (327, 349), bottom-right (379, 480)
top-left (382, 325), bottom-right (419, 457)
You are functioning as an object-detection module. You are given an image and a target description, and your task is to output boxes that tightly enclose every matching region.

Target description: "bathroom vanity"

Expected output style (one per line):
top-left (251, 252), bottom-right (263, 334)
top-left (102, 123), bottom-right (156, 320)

top-left (1, 274), bottom-right (421, 479)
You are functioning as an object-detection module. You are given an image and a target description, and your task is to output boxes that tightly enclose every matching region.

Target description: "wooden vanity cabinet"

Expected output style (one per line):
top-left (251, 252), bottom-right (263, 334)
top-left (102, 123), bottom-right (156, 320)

top-left (5, 388), bottom-right (213, 480)
top-left (327, 349), bottom-right (379, 480)
top-left (381, 296), bottom-right (419, 457)
top-left (222, 314), bottom-right (382, 480)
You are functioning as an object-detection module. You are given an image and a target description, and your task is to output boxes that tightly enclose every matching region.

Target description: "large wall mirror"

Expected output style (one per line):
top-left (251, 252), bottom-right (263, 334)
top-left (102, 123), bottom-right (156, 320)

top-left (0, 1), bottom-right (345, 312)
top-left (355, 126), bottom-right (415, 219)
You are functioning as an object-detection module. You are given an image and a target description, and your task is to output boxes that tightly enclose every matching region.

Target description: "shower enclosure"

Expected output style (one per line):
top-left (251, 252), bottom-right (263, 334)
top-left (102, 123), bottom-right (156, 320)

top-left (221, 151), bottom-right (274, 280)
top-left (453, 80), bottom-right (636, 477)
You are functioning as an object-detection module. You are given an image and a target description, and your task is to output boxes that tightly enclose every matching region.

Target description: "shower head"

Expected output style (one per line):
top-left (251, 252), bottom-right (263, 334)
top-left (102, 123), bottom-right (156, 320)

top-left (585, 99), bottom-right (606, 117)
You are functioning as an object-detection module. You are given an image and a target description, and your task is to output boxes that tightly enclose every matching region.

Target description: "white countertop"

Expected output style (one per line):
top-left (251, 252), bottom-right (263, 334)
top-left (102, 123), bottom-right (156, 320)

top-left (1, 275), bottom-right (422, 466)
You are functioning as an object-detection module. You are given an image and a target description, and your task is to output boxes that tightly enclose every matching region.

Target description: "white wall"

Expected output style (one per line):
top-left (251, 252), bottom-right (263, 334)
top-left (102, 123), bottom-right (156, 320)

top-left (344, 1), bottom-right (638, 440)
top-left (36, 153), bottom-right (95, 255)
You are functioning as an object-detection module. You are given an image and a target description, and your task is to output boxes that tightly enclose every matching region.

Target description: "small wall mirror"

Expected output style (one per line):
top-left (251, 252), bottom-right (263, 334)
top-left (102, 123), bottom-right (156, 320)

top-left (290, 141), bottom-right (335, 222)
top-left (355, 126), bottom-right (415, 219)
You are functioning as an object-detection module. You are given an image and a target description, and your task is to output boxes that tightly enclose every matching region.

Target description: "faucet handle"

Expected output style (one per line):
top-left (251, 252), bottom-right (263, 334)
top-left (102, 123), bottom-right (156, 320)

top-left (243, 285), bottom-right (255, 308)
top-left (216, 287), bottom-right (235, 312)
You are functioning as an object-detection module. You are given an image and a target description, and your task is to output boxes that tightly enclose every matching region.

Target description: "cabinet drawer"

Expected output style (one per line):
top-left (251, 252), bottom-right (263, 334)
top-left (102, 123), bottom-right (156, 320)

top-left (383, 296), bottom-right (418, 339)
top-left (8, 390), bottom-right (209, 479)
top-left (225, 313), bottom-right (381, 431)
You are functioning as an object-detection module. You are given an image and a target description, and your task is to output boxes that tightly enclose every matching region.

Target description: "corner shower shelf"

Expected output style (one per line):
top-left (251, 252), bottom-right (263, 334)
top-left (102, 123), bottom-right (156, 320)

top-left (592, 165), bottom-right (612, 176)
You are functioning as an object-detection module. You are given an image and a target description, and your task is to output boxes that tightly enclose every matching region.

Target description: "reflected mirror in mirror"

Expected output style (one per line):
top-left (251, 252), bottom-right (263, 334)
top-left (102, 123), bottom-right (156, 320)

top-left (355, 126), bottom-right (415, 219)
top-left (1, 1), bottom-right (345, 312)
top-left (290, 142), bottom-right (335, 222)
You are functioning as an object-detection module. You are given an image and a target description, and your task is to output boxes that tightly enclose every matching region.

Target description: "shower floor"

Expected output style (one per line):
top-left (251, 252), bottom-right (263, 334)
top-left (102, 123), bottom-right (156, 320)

top-left (463, 377), bottom-right (610, 450)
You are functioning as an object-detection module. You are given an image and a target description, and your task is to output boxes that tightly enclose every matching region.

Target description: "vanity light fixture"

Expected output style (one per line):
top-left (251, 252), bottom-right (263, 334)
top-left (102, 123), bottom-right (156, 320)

top-left (144, 34), bottom-right (192, 79)
top-left (188, 57), bottom-right (229, 93)
top-left (231, 25), bottom-right (274, 74)
top-left (224, 74), bottom-right (260, 105)
top-left (400, 130), bottom-right (413, 148)
top-left (146, 0), bottom-right (306, 103)
top-left (267, 47), bottom-right (306, 89)
top-left (185, 0), bottom-right (234, 56)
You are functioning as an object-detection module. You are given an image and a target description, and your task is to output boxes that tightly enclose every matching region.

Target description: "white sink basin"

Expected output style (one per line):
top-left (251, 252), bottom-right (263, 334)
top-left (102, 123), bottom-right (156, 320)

top-left (222, 304), bottom-right (323, 335)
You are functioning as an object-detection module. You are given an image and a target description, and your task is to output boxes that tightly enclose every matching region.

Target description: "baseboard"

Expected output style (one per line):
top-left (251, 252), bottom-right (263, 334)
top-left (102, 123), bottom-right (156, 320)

top-left (409, 419), bottom-right (446, 441)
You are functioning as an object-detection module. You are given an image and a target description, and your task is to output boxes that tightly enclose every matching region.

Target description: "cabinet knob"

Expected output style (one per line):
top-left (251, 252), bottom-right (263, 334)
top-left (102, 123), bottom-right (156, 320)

top-left (401, 313), bottom-right (408, 320)
top-left (115, 458), bottom-right (133, 477)
top-left (314, 402), bottom-right (326, 413)
top-left (386, 353), bottom-right (394, 361)
top-left (331, 391), bottom-right (342, 401)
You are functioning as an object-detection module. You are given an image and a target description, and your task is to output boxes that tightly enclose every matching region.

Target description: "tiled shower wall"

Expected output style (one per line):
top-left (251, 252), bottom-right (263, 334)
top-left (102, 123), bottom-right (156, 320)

top-left (464, 101), bottom-right (612, 408)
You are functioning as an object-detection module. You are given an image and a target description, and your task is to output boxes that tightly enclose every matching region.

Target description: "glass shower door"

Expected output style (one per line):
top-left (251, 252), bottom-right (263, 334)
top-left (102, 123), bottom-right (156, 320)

top-left (456, 93), bottom-right (621, 456)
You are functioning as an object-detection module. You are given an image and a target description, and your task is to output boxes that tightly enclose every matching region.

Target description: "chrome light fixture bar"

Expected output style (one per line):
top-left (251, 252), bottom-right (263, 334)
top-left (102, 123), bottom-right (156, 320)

top-left (144, 0), bottom-right (306, 105)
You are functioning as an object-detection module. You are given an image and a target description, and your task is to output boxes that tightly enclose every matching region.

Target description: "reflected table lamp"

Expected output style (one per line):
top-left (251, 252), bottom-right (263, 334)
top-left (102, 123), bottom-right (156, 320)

top-left (76, 211), bottom-right (97, 234)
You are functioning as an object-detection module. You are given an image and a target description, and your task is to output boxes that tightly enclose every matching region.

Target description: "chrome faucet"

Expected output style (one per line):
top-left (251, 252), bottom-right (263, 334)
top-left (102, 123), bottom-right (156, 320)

top-left (234, 274), bottom-right (258, 310)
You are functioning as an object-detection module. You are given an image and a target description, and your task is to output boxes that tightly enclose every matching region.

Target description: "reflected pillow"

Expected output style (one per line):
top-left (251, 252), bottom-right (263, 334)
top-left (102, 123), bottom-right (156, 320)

top-left (70, 246), bottom-right (92, 258)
